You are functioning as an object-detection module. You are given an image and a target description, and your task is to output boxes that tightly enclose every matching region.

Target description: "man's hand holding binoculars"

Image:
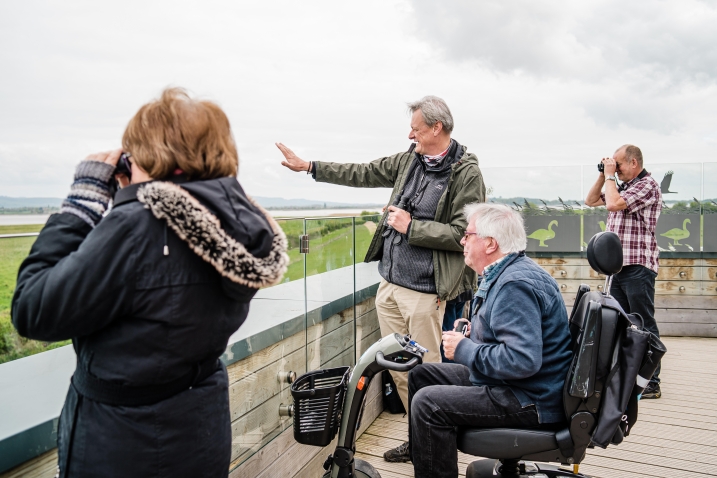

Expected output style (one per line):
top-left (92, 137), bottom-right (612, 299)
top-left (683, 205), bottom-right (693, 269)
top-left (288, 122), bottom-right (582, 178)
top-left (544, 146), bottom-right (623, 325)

top-left (601, 157), bottom-right (617, 178)
top-left (386, 205), bottom-right (411, 234)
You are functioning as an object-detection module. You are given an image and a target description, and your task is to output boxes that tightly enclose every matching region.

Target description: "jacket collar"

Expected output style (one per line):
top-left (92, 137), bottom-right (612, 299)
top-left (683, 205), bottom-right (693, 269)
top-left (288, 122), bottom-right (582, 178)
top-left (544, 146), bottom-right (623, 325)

top-left (113, 175), bottom-right (190, 207)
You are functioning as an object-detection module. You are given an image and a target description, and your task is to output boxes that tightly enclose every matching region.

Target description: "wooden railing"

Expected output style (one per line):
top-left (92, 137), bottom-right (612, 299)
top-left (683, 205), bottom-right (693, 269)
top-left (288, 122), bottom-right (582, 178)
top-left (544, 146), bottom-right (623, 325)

top-left (534, 256), bottom-right (717, 337)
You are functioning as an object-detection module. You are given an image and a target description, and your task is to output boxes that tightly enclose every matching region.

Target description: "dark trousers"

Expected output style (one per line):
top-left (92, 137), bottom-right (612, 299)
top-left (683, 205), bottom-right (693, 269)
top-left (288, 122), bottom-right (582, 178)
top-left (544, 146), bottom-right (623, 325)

top-left (408, 363), bottom-right (540, 478)
top-left (440, 299), bottom-right (468, 363)
top-left (610, 264), bottom-right (661, 384)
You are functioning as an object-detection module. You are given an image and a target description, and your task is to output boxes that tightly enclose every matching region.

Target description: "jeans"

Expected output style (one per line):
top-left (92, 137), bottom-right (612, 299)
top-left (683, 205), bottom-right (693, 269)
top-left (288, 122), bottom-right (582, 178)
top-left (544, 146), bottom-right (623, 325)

top-left (408, 363), bottom-right (541, 478)
top-left (440, 299), bottom-right (468, 363)
top-left (610, 264), bottom-right (661, 384)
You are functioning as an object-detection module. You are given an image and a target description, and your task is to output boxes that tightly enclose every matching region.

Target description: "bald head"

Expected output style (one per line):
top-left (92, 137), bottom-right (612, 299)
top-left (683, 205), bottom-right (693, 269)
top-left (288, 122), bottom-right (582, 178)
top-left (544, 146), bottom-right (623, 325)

top-left (613, 144), bottom-right (643, 182)
top-left (616, 144), bottom-right (643, 169)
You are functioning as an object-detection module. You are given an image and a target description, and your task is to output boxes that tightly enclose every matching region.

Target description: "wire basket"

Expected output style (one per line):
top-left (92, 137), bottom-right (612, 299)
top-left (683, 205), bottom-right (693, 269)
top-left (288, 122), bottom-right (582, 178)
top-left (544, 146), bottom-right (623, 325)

top-left (290, 366), bottom-right (350, 447)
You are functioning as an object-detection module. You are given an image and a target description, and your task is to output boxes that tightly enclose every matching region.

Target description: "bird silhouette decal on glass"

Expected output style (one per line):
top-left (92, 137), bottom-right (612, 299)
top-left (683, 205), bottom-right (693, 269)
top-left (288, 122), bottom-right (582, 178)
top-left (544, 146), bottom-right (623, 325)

top-left (660, 218), bottom-right (691, 246)
top-left (527, 220), bottom-right (558, 247)
top-left (660, 170), bottom-right (678, 194)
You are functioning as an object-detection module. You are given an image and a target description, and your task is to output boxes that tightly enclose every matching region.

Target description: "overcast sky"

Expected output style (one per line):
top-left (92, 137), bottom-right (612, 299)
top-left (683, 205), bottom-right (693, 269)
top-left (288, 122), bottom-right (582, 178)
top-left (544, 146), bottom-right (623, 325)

top-left (1, 0), bottom-right (716, 204)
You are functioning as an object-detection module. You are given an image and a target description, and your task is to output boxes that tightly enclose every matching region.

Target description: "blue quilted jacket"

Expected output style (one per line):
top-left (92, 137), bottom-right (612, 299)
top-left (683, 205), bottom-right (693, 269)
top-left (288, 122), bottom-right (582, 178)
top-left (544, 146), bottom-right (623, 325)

top-left (454, 254), bottom-right (572, 423)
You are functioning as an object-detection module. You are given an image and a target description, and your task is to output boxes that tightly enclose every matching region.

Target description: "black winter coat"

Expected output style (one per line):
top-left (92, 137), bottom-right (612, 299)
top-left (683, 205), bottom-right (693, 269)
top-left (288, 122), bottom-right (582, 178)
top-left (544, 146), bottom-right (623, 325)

top-left (12, 177), bottom-right (288, 478)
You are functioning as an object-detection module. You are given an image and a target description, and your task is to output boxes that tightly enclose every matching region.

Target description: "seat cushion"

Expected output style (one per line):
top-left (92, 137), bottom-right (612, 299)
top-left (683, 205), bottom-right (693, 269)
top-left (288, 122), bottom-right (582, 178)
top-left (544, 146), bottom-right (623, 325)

top-left (457, 428), bottom-right (558, 459)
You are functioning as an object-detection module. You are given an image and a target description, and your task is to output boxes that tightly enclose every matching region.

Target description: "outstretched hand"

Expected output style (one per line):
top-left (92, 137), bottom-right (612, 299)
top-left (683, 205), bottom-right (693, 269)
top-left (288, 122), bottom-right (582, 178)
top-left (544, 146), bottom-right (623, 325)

top-left (276, 143), bottom-right (311, 172)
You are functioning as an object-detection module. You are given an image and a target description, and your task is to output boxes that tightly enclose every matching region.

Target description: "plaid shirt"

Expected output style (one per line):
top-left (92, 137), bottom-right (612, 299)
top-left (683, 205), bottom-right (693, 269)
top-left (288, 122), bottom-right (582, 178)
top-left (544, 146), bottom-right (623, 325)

top-left (601, 172), bottom-right (662, 272)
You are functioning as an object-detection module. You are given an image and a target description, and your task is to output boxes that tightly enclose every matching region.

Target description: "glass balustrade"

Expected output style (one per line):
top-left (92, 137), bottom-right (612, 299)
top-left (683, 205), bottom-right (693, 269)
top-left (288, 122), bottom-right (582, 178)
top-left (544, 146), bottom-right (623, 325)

top-left (703, 163), bottom-right (717, 253)
top-left (483, 165), bottom-right (584, 254)
top-left (305, 216), bottom-right (356, 373)
top-left (226, 217), bottom-right (307, 471)
top-left (1, 163), bottom-right (716, 473)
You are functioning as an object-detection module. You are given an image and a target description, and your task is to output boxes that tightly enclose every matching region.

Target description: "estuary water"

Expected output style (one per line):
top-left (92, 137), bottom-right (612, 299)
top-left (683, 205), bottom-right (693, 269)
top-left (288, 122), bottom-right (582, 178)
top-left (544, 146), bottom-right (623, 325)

top-left (0, 215), bottom-right (51, 226)
top-left (0, 209), bottom-right (381, 226)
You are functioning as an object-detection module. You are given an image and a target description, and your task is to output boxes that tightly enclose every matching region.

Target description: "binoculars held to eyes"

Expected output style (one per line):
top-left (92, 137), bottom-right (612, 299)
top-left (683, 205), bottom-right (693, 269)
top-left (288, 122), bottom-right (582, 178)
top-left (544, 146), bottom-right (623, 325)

top-left (115, 153), bottom-right (132, 180)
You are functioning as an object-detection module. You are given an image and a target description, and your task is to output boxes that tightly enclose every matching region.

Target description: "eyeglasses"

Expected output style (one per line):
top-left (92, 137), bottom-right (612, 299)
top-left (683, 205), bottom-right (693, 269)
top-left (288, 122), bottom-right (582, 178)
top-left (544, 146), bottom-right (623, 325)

top-left (463, 232), bottom-right (478, 240)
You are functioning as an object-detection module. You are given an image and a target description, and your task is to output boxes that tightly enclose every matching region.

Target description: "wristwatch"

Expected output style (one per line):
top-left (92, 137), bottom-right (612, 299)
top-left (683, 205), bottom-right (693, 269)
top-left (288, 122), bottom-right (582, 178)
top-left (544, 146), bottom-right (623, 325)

top-left (605, 175), bottom-right (617, 182)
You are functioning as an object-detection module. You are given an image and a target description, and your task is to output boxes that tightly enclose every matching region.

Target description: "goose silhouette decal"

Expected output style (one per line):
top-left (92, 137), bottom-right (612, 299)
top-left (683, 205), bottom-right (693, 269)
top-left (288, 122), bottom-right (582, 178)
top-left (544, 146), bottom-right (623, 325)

top-left (660, 218), bottom-right (691, 246)
top-left (527, 220), bottom-right (558, 247)
top-left (660, 170), bottom-right (678, 194)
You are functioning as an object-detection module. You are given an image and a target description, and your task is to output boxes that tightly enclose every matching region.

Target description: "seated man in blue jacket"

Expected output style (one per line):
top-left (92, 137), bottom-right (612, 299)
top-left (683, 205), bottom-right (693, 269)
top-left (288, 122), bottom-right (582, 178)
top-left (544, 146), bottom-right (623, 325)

top-left (407, 202), bottom-right (572, 478)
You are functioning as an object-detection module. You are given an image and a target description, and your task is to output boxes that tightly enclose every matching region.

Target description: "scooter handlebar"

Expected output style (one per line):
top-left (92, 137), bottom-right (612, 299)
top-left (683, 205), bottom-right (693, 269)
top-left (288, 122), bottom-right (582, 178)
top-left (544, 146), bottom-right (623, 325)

top-left (375, 351), bottom-right (422, 372)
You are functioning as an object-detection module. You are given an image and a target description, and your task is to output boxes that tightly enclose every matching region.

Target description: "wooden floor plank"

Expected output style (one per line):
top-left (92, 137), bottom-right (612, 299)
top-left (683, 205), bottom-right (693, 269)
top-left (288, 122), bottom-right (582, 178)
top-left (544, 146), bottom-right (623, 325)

top-left (355, 337), bottom-right (717, 478)
top-left (581, 454), bottom-right (715, 478)
top-left (641, 403), bottom-right (717, 419)
top-left (623, 434), bottom-right (717, 457)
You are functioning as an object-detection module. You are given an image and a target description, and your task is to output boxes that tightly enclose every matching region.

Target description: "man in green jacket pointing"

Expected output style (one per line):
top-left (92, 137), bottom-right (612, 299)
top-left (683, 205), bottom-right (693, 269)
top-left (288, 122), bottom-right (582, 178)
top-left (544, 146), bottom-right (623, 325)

top-left (277, 96), bottom-right (485, 460)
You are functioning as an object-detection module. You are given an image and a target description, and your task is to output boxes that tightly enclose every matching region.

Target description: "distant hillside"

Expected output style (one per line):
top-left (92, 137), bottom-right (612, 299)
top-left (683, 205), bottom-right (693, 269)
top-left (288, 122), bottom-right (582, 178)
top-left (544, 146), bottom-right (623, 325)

top-left (0, 196), bottom-right (63, 208)
top-left (254, 196), bottom-right (383, 209)
top-left (0, 195), bottom-right (382, 211)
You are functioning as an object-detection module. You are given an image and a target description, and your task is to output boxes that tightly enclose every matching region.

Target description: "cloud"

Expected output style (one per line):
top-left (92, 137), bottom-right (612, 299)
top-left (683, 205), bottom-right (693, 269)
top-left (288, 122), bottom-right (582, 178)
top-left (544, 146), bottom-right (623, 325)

top-left (408, 0), bottom-right (717, 131)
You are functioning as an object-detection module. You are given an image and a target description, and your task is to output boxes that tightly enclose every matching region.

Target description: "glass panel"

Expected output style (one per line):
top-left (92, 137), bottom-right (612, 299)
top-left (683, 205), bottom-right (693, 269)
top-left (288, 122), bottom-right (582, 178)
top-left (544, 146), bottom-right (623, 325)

top-left (583, 163), bottom-right (704, 253)
top-left (305, 217), bottom-right (356, 372)
top-left (704, 163), bottom-right (717, 253)
top-left (354, 214), bottom-right (382, 359)
top-left (227, 217), bottom-right (307, 471)
top-left (649, 163), bottom-right (702, 253)
top-left (0, 224), bottom-right (68, 365)
top-left (483, 166), bottom-right (583, 253)
top-left (582, 164), bottom-right (609, 247)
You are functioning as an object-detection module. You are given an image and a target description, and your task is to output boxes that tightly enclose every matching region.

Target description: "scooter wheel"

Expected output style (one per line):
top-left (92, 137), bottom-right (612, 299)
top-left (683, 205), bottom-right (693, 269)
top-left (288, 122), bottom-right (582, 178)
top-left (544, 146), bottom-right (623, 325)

top-left (321, 458), bottom-right (381, 478)
top-left (354, 458), bottom-right (381, 478)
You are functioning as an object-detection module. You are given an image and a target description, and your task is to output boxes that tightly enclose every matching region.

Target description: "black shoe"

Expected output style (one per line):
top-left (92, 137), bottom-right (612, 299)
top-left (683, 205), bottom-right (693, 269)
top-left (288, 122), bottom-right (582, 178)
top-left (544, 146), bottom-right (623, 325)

top-left (383, 441), bottom-right (410, 463)
top-left (642, 383), bottom-right (661, 399)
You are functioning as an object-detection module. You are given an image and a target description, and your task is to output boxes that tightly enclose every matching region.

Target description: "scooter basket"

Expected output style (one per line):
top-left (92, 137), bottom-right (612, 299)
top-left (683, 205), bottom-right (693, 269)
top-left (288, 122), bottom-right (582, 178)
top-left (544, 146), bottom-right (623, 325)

top-left (290, 366), bottom-right (350, 447)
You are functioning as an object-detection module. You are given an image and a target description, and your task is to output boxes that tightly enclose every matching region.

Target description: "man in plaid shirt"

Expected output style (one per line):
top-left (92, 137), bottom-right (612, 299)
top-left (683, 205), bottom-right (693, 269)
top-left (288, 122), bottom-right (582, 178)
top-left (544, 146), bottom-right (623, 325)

top-left (585, 144), bottom-right (663, 398)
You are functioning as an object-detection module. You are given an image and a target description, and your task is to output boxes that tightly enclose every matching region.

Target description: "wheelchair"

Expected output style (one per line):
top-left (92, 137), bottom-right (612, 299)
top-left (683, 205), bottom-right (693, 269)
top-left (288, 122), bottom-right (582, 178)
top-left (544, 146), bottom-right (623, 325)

top-left (458, 231), bottom-right (667, 477)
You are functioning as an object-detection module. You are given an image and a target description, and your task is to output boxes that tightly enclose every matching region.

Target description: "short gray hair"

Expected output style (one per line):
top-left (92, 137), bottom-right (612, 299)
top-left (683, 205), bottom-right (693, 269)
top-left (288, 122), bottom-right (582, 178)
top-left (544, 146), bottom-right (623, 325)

top-left (464, 203), bottom-right (527, 254)
top-left (407, 95), bottom-right (454, 133)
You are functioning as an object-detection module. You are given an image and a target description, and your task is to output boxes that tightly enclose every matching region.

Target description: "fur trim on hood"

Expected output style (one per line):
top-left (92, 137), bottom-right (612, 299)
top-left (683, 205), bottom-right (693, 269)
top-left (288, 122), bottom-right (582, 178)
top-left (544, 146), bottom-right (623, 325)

top-left (137, 181), bottom-right (289, 289)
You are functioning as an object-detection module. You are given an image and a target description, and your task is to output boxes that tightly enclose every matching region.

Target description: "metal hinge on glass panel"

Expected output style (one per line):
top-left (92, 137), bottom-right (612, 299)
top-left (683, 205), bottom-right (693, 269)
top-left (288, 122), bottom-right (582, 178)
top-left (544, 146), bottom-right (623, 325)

top-left (300, 234), bottom-right (309, 253)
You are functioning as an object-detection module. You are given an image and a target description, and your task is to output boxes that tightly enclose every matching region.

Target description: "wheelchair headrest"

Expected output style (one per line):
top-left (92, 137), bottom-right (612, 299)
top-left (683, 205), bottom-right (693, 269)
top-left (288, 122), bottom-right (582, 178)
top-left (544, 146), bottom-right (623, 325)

top-left (587, 231), bottom-right (623, 276)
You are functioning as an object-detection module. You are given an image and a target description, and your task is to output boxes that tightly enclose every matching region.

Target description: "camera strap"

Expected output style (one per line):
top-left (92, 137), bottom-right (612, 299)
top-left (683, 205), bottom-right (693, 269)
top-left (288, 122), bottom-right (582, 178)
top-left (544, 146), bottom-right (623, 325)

top-left (618, 169), bottom-right (648, 192)
top-left (393, 143), bottom-right (420, 205)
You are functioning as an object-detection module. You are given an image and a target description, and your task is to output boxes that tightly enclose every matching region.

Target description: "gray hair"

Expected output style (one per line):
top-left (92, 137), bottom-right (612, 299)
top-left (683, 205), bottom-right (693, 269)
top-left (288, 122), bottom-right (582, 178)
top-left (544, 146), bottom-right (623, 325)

top-left (464, 203), bottom-right (527, 254)
top-left (407, 95), bottom-right (454, 133)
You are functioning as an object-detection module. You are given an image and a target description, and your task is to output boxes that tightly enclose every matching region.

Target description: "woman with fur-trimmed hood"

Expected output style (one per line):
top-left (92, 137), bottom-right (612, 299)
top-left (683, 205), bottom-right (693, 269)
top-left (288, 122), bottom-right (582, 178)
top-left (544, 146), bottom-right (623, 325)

top-left (12, 88), bottom-right (288, 477)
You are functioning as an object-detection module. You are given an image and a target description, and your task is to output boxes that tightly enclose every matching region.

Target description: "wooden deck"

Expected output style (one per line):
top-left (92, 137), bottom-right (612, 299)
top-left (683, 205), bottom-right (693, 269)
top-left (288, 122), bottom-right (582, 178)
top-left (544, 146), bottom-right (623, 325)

top-left (355, 336), bottom-right (717, 477)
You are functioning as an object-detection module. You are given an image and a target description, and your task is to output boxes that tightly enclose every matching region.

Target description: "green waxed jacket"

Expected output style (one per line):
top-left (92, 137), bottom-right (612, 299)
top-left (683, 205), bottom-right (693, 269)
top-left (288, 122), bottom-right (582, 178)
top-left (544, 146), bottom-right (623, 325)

top-left (315, 144), bottom-right (485, 301)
